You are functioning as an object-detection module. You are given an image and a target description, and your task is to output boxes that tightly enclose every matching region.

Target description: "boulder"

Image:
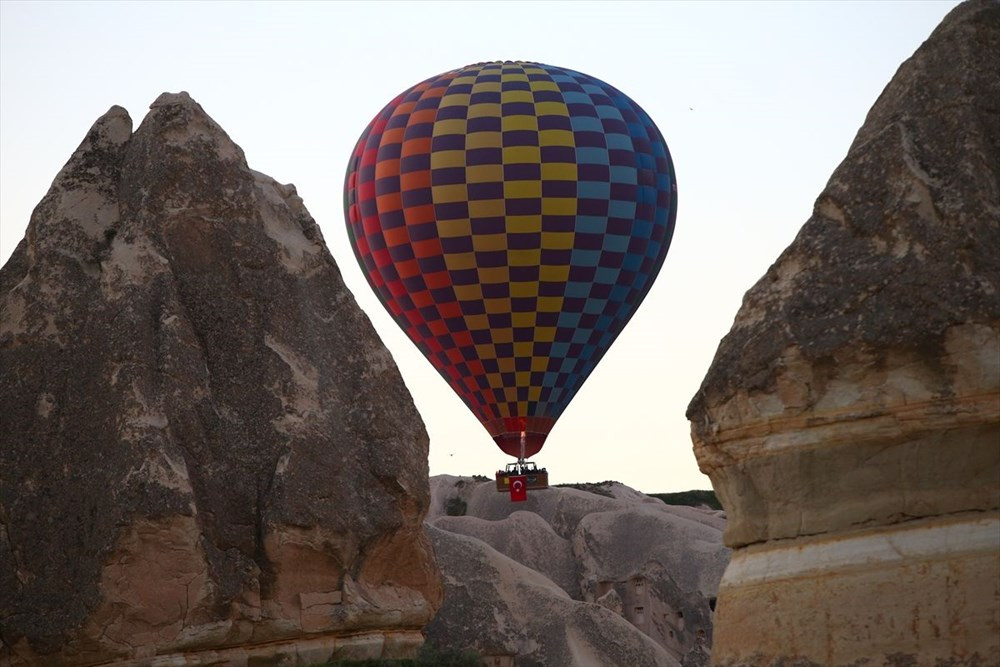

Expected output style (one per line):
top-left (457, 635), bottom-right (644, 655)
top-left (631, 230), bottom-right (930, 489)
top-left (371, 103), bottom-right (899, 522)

top-left (434, 510), bottom-right (581, 599)
top-left (687, 1), bottom-right (1000, 664)
top-left (428, 477), bottom-right (729, 665)
top-left (0, 93), bottom-right (441, 664)
top-left (425, 523), bottom-right (678, 667)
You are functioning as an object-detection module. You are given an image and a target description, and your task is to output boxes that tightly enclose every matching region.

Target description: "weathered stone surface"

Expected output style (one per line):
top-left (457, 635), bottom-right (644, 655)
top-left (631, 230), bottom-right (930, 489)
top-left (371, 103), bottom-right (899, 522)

top-left (686, 2), bottom-right (1000, 665)
top-left (434, 509), bottom-right (581, 599)
top-left (713, 514), bottom-right (999, 665)
top-left (428, 476), bottom-right (729, 665)
top-left (426, 523), bottom-right (679, 667)
top-left (0, 92), bottom-right (441, 664)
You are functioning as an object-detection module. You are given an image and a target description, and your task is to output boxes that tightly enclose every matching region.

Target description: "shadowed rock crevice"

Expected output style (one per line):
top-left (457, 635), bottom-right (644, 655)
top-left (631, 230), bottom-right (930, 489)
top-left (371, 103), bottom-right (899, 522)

top-left (0, 92), bottom-right (441, 664)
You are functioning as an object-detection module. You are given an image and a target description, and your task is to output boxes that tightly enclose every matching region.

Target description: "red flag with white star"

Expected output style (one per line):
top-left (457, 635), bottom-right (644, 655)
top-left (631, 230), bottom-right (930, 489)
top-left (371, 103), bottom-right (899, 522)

top-left (509, 475), bottom-right (527, 502)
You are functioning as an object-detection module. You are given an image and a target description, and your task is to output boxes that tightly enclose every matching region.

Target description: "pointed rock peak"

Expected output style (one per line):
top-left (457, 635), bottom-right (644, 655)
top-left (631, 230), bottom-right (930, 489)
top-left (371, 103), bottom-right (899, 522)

top-left (46, 105), bottom-right (132, 219)
top-left (150, 90), bottom-right (195, 108)
top-left (133, 90), bottom-right (244, 164)
top-left (91, 105), bottom-right (133, 145)
top-left (60, 105), bottom-right (132, 173)
top-left (936, 0), bottom-right (999, 34)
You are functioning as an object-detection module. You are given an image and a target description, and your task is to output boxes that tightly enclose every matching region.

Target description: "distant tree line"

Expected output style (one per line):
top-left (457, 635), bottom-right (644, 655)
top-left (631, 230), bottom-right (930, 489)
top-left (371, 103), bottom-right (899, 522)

top-left (649, 489), bottom-right (722, 511)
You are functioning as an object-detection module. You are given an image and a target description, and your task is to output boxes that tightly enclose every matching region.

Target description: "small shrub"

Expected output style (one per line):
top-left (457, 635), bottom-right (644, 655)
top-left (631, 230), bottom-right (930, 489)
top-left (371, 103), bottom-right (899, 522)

top-left (416, 643), bottom-right (481, 666)
top-left (310, 644), bottom-right (480, 667)
top-left (649, 490), bottom-right (722, 511)
top-left (444, 496), bottom-right (467, 516)
top-left (554, 481), bottom-right (617, 498)
top-left (515, 658), bottom-right (545, 667)
top-left (323, 660), bottom-right (413, 666)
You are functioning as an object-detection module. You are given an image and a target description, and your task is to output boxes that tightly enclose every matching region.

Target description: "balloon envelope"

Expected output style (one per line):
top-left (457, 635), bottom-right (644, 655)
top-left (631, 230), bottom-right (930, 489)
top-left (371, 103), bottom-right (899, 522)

top-left (344, 61), bottom-right (677, 458)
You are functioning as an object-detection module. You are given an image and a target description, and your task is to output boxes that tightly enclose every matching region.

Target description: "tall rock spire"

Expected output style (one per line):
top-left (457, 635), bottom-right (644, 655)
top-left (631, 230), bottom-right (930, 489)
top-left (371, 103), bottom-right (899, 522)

top-left (1, 92), bottom-right (441, 664)
top-left (687, 0), bottom-right (999, 664)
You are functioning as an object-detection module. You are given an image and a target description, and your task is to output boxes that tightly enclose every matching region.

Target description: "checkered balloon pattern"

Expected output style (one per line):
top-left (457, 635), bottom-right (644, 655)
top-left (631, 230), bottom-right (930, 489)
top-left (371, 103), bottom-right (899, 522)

top-left (345, 61), bottom-right (677, 459)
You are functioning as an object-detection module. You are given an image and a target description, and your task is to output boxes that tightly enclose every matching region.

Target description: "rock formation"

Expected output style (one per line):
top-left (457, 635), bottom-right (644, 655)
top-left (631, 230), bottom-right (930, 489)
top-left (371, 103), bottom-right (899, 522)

top-left (427, 477), bottom-right (729, 666)
top-left (0, 93), bottom-right (441, 664)
top-left (687, 1), bottom-right (1000, 664)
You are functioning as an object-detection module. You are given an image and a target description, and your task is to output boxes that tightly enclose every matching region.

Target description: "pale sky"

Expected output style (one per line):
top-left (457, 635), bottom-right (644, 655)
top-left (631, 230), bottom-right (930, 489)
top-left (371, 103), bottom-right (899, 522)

top-left (0, 1), bottom-right (959, 493)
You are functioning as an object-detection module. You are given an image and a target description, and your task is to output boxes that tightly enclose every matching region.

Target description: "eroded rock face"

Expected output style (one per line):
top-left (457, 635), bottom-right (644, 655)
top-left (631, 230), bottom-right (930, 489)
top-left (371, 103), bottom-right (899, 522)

top-left (428, 476), bottom-right (729, 666)
top-left (427, 524), bottom-right (678, 667)
top-left (687, 2), bottom-right (1000, 665)
top-left (0, 93), bottom-right (441, 664)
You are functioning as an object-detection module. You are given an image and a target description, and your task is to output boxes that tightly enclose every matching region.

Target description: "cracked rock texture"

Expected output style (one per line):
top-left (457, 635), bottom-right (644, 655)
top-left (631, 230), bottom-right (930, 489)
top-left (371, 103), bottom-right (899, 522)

top-left (686, 2), bottom-right (1000, 665)
top-left (427, 476), bottom-right (729, 666)
top-left (0, 92), bottom-right (441, 664)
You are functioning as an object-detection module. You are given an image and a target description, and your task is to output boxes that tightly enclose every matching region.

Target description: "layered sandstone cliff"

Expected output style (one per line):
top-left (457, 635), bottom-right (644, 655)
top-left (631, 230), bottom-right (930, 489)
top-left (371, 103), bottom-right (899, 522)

top-left (687, 1), bottom-right (1000, 665)
top-left (0, 93), bottom-right (441, 664)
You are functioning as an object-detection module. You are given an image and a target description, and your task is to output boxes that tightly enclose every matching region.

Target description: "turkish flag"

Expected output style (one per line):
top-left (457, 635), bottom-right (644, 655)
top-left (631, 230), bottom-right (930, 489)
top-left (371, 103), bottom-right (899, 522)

top-left (509, 475), bottom-right (528, 502)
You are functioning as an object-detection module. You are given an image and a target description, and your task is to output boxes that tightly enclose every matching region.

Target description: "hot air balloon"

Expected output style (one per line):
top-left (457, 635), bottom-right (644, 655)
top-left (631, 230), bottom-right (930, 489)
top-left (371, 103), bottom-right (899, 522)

top-left (344, 61), bottom-right (677, 491)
